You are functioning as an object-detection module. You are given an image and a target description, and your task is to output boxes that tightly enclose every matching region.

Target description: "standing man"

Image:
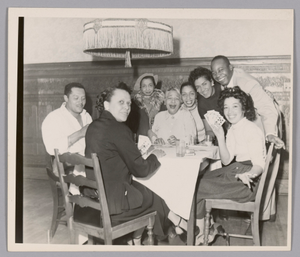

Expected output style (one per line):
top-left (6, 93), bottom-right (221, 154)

top-left (42, 82), bottom-right (92, 157)
top-left (211, 55), bottom-right (285, 149)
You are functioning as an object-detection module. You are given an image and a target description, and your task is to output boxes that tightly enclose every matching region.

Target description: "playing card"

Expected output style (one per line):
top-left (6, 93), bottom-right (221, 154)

top-left (137, 135), bottom-right (152, 156)
top-left (204, 110), bottom-right (225, 126)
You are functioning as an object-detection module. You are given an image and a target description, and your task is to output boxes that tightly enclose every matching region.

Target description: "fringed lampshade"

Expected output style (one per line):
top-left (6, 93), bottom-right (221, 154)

top-left (83, 18), bottom-right (173, 67)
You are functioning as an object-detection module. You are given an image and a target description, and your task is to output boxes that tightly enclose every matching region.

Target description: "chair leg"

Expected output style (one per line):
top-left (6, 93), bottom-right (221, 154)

top-left (146, 215), bottom-right (155, 245)
top-left (204, 208), bottom-right (211, 245)
top-left (225, 233), bottom-right (230, 246)
top-left (251, 213), bottom-right (260, 246)
top-left (49, 184), bottom-right (60, 238)
top-left (88, 235), bottom-right (94, 245)
top-left (70, 229), bottom-right (78, 244)
top-left (104, 234), bottom-right (113, 245)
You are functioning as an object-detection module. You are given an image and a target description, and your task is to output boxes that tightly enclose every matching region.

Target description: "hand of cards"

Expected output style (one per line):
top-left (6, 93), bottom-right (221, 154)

top-left (138, 135), bottom-right (152, 156)
top-left (204, 110), bottom-right (225, 127)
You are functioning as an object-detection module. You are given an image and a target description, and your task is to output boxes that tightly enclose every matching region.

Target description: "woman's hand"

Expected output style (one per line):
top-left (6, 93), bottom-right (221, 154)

top-left (154, 138), bottom-right (165, 145)
top-left (167, 135), bottom-right (178, 146)
top-left (210, 123), bottom-right (225, 140)
top-left (235, 172), bottom-right (257, 189)
top-left (152, 149), bottom-right (166, 159)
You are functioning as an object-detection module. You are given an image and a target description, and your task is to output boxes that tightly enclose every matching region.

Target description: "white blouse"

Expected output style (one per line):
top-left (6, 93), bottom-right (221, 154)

top-left (226, 117), bottom-right (266, 170)
top-left (152, 109), bottom-right (197, 144)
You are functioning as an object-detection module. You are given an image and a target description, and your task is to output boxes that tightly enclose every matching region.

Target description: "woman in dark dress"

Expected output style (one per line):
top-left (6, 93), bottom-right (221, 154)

top-left (188, 67), bottom-right (223, 138)
top-left (128, 73), bottom-right (165, 138)
top-left (75, 83), bottom-right (187, 245)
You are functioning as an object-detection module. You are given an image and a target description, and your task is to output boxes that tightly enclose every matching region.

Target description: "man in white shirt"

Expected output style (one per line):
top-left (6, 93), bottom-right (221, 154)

top-left (211, 55), bottom-right (285, 149)
top-left (42, 82), bottom-right (92, 157)
top-left (41, 82), bottom-right (92, 244)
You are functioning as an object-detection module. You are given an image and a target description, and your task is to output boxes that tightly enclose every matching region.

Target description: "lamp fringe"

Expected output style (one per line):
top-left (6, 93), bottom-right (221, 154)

top-left (125, 51), bottom-right (132, 67)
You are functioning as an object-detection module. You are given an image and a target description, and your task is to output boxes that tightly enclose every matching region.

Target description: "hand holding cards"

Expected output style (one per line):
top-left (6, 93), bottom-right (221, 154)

top-left (204, 110), bottom-right (225, 127)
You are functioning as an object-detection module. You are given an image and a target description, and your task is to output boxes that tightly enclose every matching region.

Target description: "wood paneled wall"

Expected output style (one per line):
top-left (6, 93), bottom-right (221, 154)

top-left (23, 56), bottom-right (292, 194)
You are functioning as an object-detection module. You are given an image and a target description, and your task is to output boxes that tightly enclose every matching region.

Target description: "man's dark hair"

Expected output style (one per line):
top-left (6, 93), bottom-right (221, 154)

top-left (211, 55), bottom-right (231, 66)
top-left (64, 82), bottom-right (86, 97)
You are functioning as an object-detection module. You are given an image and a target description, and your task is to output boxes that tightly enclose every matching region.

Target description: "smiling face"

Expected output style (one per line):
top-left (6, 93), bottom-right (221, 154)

top-left (211, 58), bottom-right (233, 86)
top-left (181, 85), bottom-right (197, 108)
top-left (140, 77), bottom-right (155, 96)
top-left (64, 87), bottom-right (86, 117)
top-left (223, 97), bottom-right (245, 125)
top-left (104, 89), bottom-right (131, 122)
top-left (194, 76), bottom-right (214, 98)
top-left (166, 90), bottom-right (181, 115)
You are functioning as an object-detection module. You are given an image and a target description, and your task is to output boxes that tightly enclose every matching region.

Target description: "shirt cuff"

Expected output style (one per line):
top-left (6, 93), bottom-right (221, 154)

top-left (265, 133), bottom-right (278, 142)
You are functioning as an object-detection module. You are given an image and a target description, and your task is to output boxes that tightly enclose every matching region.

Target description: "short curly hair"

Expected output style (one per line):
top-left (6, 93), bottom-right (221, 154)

top-left (188, 67), bottom-right (213, 86)
top-left (95, 82), bottom-right (131, 115)
top-left (180, 81), bottom-right (197, 94)
top-left (218, 86), bottom-right (256, 122)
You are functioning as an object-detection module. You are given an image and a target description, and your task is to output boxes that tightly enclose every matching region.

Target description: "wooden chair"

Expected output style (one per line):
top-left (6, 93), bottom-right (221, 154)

top-left (203, 143), bottom-right (281, 246)
top-left (54, 149), bottom-right (157, 245)
top-left (45, 155), bottom-right (67, 240)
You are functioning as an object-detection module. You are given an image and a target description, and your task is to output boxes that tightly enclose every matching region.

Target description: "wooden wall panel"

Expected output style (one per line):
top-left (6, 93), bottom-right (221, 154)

top-left (23, 56), bottom-right (292, 193)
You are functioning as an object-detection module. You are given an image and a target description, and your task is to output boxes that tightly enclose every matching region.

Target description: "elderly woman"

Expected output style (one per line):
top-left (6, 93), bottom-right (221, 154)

top-left (148, 87), bottom-right (197, 145)
top-left (180, 82), bottom-right (206, 144)
top-left (128, 73), bottom-right (165, 138)
top-left (75, 83), bottom-right (188, 245)
top-left (194, 86), bottom-right (266, 245)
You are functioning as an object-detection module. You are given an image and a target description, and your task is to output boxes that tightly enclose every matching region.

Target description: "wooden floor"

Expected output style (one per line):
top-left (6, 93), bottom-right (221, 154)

top-left (23, 176), bottom-right (288, 247)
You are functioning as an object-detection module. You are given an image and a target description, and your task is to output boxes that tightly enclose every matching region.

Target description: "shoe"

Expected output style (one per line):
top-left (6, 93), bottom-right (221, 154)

top-left (126, 235), bottom-right (143, 246)
top-left (174, 216), bottom-right (185, 235)
top-left (208, 223), bottom-right (225, 243)
top-left (195, 223), bottom-right (225, 246)
top-left (179, 226), bottom-right (200, 243)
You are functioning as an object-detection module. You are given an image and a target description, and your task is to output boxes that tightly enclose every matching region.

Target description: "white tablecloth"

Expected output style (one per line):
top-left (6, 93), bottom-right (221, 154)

top-left (134, 145), bottom-right (219, 219)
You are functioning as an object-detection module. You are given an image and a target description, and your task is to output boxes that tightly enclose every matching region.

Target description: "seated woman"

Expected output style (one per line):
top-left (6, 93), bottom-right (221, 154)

top-left (195, 86), bottom-right (266, 245)
top-left (180, 82), bottom-right (206, 144)
top-left (75, 82), bottom-right (188, 245)
top-left (148, 87), bottom-right (197, 146)
top-left (188, 67), bottom-right (223, 138)
top-left (127, 73), bottom-right (165, 138)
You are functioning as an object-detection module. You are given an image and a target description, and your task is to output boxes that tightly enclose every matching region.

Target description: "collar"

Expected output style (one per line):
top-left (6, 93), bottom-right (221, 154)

top-left (226, 68), bottom-right (235, 89)
top-left (100, 110), bottom-right (116, 121)
top-left (60, 102), bottom-right (87, 117)
top-left (180, 103), bottom-right (197, 112)
top-left (231, 117), bottom-right (248, 130)
top-left (164, 109), bottom-right (181, 120)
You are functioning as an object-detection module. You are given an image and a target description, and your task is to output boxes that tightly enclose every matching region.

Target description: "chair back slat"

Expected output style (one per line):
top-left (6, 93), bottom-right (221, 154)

top-left (254, 143), bottom-right (274, 205)
top-left (260, 145), bottom-right (281, 216)
top-left (255, 143), bottom-right (281, 212)
top-left (54, 149), bottom-right (113, 234)
top-left (68, 195), bottom-right (101, 211)
top-left (90, 153), bottom-right (112, 236)
top-left (59, 152), bottom-right (93, 167)
top-left (63, 174), bottom-right (97, 189)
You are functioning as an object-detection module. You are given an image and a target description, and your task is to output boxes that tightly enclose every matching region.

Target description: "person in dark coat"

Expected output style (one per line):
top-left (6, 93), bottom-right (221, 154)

top-left (74, 82), bottom-right (188, 245)
top-left (127, 73), bottom-right (165, 138)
